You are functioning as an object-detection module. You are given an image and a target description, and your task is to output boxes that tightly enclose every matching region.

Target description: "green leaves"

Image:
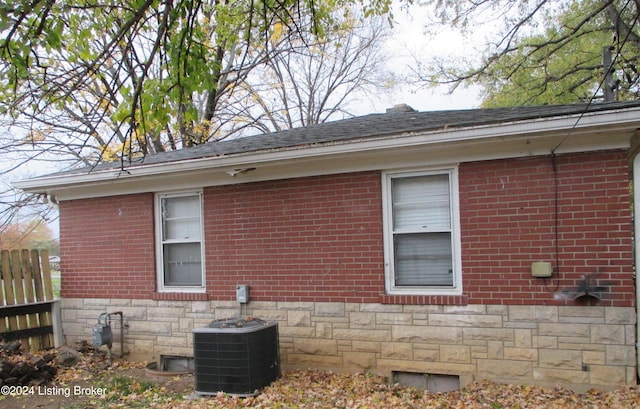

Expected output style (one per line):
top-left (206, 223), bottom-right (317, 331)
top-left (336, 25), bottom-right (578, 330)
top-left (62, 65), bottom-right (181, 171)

top-left (421, 0), bottom-right (640, 107)
top-left (0, 0), bottom-right (398, 164)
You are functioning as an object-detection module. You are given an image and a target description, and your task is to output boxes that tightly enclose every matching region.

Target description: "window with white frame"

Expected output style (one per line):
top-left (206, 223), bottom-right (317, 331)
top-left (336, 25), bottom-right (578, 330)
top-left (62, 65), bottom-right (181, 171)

top-left (156, 191), bottom-right (205, 291)
top-left (383, 168), bottom-right (461, 295)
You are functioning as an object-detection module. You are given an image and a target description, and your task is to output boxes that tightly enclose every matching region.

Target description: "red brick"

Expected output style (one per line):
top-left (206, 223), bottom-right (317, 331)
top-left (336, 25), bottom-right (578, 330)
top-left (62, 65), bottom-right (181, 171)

top-left (59, 193), bottom-right (156, 299)
top-left (459, 151), bottom-right (633, 307)
top-left (58, 151), bottom-right (633, 307)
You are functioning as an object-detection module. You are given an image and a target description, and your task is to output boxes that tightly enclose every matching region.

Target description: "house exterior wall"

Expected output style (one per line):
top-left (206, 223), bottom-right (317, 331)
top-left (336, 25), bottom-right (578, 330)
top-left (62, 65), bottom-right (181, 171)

top-left (460, 152), bottom-right (633, 306)
top-left (202, 172), bottom-right (384, 303)
top-left (59, 192), bottom-right (156, 299)
top-left (60, 298), bottom-right (636, 390)
top-left (58, 150), bottom-right (636, 390)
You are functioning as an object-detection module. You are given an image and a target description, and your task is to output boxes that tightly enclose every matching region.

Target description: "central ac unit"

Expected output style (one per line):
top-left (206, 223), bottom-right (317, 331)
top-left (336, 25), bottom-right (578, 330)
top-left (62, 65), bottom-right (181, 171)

top-left (193, 318), bottom-right (280, 396)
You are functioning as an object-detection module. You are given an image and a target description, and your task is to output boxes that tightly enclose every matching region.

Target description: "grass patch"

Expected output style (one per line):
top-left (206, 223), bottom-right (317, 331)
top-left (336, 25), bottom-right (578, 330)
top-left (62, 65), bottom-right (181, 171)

top-left (51, 273), bottom-right (61, 298)
top-left (66, 375), bottom-right (184, 409)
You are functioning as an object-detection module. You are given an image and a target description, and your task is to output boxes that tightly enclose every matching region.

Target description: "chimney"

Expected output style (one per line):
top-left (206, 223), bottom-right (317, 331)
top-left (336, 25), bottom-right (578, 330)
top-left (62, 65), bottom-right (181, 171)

top-left (386, 103), bottom-right (416, 114)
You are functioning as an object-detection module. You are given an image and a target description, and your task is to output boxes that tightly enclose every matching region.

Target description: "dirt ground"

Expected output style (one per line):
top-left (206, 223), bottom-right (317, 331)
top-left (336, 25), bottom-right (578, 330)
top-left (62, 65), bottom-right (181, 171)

top-left (0, 351), bottom-right (195, 409)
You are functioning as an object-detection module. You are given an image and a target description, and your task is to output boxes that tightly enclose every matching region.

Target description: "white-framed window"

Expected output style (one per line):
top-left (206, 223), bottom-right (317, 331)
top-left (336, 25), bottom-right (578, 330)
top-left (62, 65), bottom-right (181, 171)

top-left (382, 168), bottom-right (462, 295)
top-left (155, 191), bottom-right (205, 292)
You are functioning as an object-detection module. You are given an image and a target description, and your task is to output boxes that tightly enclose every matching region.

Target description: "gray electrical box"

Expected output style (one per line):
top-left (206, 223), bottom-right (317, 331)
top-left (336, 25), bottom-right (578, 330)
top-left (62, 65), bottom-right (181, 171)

top-left (92, 312), bottom-right (113, 347)
top-left (236, 284), bottom-right (249, 304)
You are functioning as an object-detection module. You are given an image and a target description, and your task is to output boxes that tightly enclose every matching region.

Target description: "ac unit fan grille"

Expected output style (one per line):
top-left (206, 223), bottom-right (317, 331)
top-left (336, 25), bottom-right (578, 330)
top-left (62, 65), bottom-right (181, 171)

top-left (193, 321), bottom-right (279, 396)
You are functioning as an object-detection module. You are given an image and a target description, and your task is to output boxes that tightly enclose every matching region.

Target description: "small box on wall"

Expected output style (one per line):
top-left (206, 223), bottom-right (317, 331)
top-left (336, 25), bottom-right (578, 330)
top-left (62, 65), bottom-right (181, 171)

top-left (531, 261), bottom-right (552, 278)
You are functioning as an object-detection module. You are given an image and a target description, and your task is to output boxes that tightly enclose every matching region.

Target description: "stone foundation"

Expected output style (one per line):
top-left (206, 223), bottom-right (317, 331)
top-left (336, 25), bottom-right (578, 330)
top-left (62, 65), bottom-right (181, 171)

top-left (61, 298), bottom-right (637, 391)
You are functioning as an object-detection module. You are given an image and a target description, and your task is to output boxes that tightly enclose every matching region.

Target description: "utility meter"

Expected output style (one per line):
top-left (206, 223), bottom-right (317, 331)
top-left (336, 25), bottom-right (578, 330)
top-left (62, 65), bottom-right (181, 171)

top-left (236, 284), bottom-right (249, 304)
top-left (92, 312), bottom-right (113, 347)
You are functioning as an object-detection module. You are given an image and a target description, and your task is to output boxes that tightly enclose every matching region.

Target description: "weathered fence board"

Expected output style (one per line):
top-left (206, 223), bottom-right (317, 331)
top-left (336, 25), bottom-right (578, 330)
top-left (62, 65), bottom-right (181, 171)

top-left (0, 249), bottom-right (57, 350)
top-left (31, 249), bottom-right (53, 349)
top-left (1, 251), bottom-right (20, 340)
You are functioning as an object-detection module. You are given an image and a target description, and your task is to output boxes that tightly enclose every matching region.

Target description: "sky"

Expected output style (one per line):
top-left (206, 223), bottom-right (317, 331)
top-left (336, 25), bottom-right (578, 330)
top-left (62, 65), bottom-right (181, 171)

top-left (6, 1), bottom-right (487, 239)
top-left (361, 2), bottom-right (484, 114)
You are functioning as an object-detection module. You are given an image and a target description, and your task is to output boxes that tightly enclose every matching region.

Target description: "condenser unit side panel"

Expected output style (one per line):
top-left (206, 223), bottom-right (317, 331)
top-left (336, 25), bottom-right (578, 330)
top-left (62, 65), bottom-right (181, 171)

top-left (193, 322), bottom-right (280, 396)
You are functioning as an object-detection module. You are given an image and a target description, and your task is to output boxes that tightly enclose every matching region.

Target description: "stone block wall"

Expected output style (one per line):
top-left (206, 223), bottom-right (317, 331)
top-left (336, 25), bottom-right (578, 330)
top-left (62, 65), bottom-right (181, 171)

top-left (62, 298), bottom-right (637, 391)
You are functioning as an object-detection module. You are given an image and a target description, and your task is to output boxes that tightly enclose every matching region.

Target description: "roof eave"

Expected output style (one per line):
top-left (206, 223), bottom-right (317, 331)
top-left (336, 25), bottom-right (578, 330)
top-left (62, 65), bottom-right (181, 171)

top-left (13, 107), bottom-right (640, 199)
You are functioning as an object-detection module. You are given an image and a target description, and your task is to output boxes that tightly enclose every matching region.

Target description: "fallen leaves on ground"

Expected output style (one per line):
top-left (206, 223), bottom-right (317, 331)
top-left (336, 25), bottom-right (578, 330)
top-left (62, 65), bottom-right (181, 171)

top-left (56, 354), bottom-right (147, 383)
top-left (5, 347), bottom-right (640, 409)
top-left (169, 370), bottom-right (640, 409)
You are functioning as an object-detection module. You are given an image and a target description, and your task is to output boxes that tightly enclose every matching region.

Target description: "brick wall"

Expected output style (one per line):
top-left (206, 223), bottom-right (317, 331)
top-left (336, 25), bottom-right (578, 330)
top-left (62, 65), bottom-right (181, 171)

top-left (59, 193), bottom-right (156, 299)
top-left (57, 149), bottom-right (636, 390)
top-left (203, 172), bottom-right (384, 303)
top-left (58, 151), bottom-right (633, 306)
top-left (460, 151), bottom-right (633, 306)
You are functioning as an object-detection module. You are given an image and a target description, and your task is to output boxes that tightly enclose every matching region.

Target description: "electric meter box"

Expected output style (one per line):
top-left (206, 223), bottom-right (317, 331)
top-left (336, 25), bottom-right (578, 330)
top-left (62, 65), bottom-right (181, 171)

top-left (236, 284), bottom-right (249, 304)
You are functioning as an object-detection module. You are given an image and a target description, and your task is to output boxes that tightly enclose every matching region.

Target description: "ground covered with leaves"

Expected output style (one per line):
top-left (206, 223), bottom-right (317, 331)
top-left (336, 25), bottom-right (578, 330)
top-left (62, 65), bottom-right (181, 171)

top-left (1, 349), bottom-right (640, 408)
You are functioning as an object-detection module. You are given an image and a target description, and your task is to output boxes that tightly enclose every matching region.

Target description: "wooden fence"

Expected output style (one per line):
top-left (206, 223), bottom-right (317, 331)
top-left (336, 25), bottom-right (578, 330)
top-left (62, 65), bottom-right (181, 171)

top-left (0, 249), bottom-right (62, 351)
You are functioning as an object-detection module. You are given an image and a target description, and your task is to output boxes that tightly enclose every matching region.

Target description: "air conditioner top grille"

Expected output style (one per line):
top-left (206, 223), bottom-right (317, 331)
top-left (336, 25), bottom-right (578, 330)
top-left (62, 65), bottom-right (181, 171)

top-left (194, 317), bottom-right (270, 333)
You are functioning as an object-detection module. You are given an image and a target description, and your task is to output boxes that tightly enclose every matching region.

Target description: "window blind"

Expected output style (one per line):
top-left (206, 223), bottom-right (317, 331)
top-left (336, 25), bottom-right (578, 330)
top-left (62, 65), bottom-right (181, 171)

top-left (160, 194), bottom-right (203, 287)
top-left (391, 174), bottom-right (453, 287)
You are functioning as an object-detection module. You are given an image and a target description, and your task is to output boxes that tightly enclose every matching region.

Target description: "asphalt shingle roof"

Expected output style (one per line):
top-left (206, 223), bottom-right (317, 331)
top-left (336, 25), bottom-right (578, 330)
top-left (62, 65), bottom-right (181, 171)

top-left (59, 100), bottom-right (640, 174)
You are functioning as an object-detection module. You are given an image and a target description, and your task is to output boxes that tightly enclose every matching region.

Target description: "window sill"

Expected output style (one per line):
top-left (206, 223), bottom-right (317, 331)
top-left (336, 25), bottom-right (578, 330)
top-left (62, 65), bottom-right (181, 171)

top-left (380, 293), bottom-right (468, 305)
top-left (152, 292), bottom-right (209, 301)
